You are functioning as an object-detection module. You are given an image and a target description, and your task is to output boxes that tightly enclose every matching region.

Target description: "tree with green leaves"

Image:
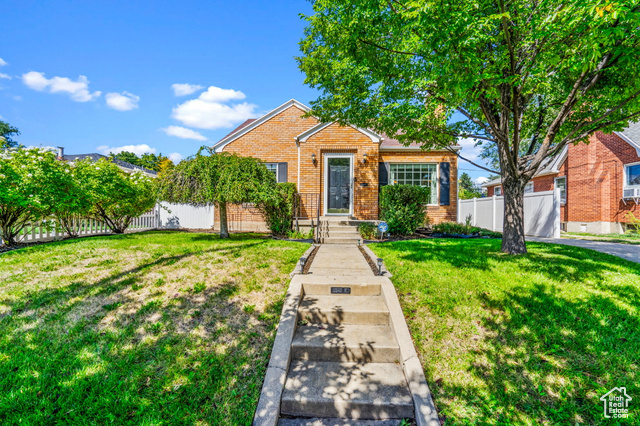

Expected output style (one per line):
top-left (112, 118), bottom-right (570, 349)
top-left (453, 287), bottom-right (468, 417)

top-left (459, 172), bottom-right (483, 200)
top-left (79, 158), bottom-right (157, 233)
top-left (0, 148), bottom-right (68, 245)
top-left (298, 1), bottom-right (640, 254)
top-left (157, 149), bottom-right (277, 238)
top-left (109, 151), bottom-right (173, 172)
top-left (0, 121), bottom-right (20, 149)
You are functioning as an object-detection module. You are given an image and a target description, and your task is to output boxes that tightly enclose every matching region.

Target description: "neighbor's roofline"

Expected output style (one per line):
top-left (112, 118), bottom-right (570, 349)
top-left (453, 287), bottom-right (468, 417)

top-left (212, 99), bottom-right (311, 152)
top-left (615, 131), bottom-right (640, 157)
top-left (481, 145), bottom-right (568, 187)
top-left (295, 121), bottom-right (383, 143)
top-left (379, 145), bottom-right (462, 152)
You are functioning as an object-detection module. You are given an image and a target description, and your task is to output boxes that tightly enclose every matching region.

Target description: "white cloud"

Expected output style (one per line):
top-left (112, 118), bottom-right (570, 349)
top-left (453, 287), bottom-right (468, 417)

top-left (0, 57), bottom-right (7, 66)
top-left (105, 91), bottom-right (140, 111)
top-left (162, 125), bottom-right (207, 141)
top-left (457, 137), bottom-right (486, 162)
top-left (198, 86), bottom-right (246, 103)
top-left (168, 152), bottom-right (183, 163)
top-left (97, 144), bottom-right (156, 156)
top-left (0, 73), bottom-right (11, 80)
top-left (474, 176), bottom-right (489, 185)
top-left (172, 83), bottom-right (204, 97)
top-left (22, 71), bottom-right (101, 102)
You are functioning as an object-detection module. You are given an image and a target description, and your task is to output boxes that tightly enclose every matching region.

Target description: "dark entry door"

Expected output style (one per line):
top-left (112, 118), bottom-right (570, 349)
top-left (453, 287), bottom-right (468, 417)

top-left (327, 157), bottom-right (351, 214)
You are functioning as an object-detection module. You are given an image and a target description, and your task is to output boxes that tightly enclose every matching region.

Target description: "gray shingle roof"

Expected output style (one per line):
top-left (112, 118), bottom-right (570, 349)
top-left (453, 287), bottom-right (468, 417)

top-left (62, 153), bottom-right (158, 176)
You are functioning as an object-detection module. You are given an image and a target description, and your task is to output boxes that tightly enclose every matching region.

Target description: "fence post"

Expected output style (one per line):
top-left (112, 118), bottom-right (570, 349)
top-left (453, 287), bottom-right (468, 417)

top-left (492, 195), bottom-right (497, 232)
top-left (473, 197), bottom-right (477, 226)
top-left (553, 188), bottom-right (561, 238)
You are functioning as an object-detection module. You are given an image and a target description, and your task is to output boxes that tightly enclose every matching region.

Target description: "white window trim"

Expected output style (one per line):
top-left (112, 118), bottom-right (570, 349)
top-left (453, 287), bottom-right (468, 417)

top-left (624, 161), bottom-right (640, 189)
top-left (323, 153), bottom-right (354, 216)
top-left (524, 182), bottom-right (534, 194)
top-left (555, 176), bottom-right (567, 206)
top-left (265, 162), bottom-right (280, 182)
top-left (389, 163), bottom-right (439, 206)
top-left (494, 186), bottom-right (502, 196)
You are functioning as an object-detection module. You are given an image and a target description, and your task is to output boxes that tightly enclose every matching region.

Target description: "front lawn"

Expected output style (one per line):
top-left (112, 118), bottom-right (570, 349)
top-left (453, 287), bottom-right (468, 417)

top-left (371, 239), bottom-right (640, 425)
top-left (0, 231), bottom-right (308, 425)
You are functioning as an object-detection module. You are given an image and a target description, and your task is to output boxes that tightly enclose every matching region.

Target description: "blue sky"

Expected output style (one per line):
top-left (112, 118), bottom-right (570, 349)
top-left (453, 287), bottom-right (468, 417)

top-left (1, 0), bottom-right (489, 183)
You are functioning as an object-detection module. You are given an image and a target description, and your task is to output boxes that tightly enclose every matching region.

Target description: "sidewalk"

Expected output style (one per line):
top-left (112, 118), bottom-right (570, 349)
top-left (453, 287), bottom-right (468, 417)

top-left (527, 237), bottom-right (640, 264)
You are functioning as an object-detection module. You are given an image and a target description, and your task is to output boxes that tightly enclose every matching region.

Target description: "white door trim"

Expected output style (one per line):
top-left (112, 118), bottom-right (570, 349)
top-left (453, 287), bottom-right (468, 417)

top-left (323, 153), bottom-right (354, 216)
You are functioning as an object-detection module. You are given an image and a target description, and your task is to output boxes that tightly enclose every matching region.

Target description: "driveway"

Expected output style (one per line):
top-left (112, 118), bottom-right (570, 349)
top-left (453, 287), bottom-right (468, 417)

top-left (527, 237), bottom-right (640, 264)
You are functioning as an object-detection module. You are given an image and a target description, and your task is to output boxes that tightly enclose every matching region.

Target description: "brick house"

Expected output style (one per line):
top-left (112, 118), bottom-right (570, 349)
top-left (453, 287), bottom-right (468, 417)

top-left (482, 124), bottom-right (640, 234)
top-left (211, 99), bottom-right (459, 231)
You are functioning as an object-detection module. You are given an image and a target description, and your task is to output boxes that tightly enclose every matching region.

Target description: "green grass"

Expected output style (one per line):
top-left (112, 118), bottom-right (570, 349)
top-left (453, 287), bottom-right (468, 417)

top-left (0, 231), bottom-right (308, 425)
top-left (370, 239), bottom-right (640, 426)
top-left (564, 231), bottom-right (640, 245)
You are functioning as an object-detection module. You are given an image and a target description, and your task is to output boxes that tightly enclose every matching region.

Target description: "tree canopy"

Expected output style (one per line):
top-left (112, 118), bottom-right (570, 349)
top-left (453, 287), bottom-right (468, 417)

top-left (0, 121), bottom-right (20, 149)
top-left (156, 149), bottom-right (277, 237)
top-left (109, 151), bottom-right (174, 172)
top-left (459, 173), bottom-right (483, 200)
top-left (298, 1), bottom-right (640, 253)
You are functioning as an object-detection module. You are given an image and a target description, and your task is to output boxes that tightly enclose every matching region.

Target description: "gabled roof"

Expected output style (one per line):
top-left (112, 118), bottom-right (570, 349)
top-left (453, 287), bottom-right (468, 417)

top-left (295, 121), bottom-right (383, 143)
top-left (615, 121), bottom-right (640, 156)
top-left (481, 145), bottom-right (568, 188)
top-left (212, 99), bottom-right (311, 152)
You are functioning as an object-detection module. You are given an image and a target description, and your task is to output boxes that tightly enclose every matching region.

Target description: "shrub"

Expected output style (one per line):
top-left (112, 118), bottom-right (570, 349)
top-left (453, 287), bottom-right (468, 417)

top-left (625, 211), bottom-right (640, 233)
top-left (358, 222), bottom-right (378, 240)
top-left (259, 183), bottom-right (297, 236)
top-left (431, 221), bottom-right (502, 238)
top-left (379, 185), bottom-right (431, 235)
top-left (287, 229), bottom-right (314, 239)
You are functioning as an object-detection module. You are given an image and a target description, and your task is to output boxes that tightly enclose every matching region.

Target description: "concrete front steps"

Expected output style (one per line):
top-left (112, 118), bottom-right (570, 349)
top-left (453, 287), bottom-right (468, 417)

top-left (280, 282), bottom-right (414, 421)
top-left (318, 217), bottom-right (362, 244)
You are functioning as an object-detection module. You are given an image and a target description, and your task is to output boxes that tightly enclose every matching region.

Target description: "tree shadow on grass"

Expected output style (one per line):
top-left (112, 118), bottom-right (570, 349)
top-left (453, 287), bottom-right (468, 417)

top-left (0, 235), bottom-right (295, 426)
top-left (376, 239), bottom-right (640, 284)
top-left (435, 283), bottom-right (639, 425)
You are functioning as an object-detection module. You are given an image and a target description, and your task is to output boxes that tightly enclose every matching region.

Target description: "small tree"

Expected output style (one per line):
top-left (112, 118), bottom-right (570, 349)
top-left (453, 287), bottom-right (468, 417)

top-left (80, 159), bottom-right (156, 233)
top-left (0, 148), bottom-right (67, 245)
top-left (0, 121), bottom-right (20, 150)
top-left (52, 159), bottom-right (95, 237)
top-left (459, 173), bottom-right (483, 200)
top-left (157, 149), bottom-right (276, 238)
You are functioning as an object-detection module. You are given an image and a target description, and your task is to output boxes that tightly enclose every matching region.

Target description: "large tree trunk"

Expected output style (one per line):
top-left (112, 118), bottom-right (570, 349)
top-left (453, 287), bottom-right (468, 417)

top-left (501, 175), bottom-right (527, 255)
top-left (218, 202), bottom-right (229, 238)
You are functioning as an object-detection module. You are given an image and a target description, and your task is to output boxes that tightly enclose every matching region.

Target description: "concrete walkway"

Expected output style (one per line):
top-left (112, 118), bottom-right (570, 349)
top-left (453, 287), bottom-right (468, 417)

top-left (254, 244), bottom-right (439, 425)
top-left (308, 245), bottom-right (374, 276)
top-left (527, 237), bottom-right (640, 264)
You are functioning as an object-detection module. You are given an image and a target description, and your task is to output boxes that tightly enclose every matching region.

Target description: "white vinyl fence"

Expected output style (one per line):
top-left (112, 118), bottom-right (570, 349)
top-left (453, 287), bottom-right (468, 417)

top-left (458, 189), bottom-right (561, 238)
top-left (158, 203), bottom-right (215, 229)
top-left (8, 207), bottom-right (160, 244)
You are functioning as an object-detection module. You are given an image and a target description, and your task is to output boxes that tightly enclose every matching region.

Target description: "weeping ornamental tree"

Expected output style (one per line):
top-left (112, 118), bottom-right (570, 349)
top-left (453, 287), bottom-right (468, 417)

top-left (157, 150), bottom-right (276, 238)
top-left (298, 1), bottom-right (640, 254)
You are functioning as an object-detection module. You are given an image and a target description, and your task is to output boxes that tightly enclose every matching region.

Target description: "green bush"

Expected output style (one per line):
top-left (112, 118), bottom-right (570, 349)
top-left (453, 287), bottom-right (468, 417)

top-left (379, 185), bottom-right (431, 236)
top-left (287, 229), bottom-right (314, 239)
top-left (431, 221), bottom-right (502, 238)
top-left (259, 183), bottom-right (297, 236)
top-left (358, 222), bottom-right (378, 240)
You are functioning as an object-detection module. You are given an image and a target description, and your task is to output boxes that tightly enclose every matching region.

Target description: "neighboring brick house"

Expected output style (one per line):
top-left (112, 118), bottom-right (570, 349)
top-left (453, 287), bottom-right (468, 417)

top-left (211, 99), bottom-right (459, 231)
top-left (482, 124), bottom-right (640, 234)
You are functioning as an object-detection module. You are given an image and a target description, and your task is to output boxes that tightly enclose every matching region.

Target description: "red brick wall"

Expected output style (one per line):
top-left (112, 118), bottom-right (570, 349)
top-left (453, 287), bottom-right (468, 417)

top-left (483, 132), bottom-right (640, 225)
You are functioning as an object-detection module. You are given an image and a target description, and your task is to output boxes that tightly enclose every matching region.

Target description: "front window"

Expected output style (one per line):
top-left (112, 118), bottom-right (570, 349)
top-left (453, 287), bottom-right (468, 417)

top-left (626, 163), bottom-right (640, 186)
top-left (265, 163), bottom-right (278, 180)
top-left (524, 182), bottom-right (534, 194)
top-left (390, 163), bottom-right (438, 204)
top-left (555, 177), bottom-right (566, 205)
top-left (494, 186), bottom-right (502, 196)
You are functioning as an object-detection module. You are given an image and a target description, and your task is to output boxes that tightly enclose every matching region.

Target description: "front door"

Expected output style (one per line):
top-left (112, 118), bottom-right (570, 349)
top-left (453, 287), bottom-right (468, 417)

top-left (325, 155), bottom-right (352, 215)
